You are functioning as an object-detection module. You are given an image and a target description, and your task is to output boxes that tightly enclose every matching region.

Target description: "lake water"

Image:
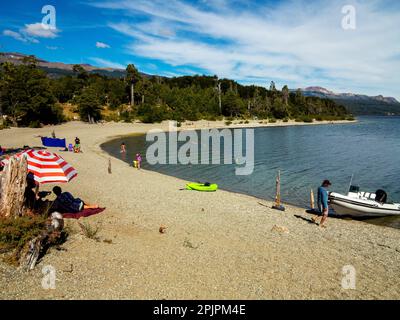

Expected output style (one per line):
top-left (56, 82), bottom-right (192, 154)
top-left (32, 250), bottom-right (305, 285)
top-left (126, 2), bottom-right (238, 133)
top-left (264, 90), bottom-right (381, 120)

top-left (101, 116), bottom-right (400, 229)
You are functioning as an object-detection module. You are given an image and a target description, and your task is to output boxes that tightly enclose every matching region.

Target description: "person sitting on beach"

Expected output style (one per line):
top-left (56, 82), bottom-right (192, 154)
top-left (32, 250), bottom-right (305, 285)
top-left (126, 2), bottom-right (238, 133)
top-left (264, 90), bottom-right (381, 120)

top-left (312, 180), bottom-right (331, 228)
top-left (52, 186), bottom-right (98, 213)
top-left (74, 137), bottom-right (81, 153)
top-left (24, 173), bottom-right (52, 211)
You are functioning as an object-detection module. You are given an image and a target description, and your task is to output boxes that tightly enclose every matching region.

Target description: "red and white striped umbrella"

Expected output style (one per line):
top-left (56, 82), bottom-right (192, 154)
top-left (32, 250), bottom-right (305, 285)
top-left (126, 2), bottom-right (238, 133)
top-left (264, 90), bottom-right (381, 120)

top-left (16, 149), bottom-right (77, 184)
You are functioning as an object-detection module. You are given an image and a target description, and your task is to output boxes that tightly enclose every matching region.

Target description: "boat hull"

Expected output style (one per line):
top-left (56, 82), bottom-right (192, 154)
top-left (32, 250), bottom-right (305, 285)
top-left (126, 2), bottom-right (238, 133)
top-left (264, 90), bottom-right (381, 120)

top-left (329, 192), bottom-right (400, 217)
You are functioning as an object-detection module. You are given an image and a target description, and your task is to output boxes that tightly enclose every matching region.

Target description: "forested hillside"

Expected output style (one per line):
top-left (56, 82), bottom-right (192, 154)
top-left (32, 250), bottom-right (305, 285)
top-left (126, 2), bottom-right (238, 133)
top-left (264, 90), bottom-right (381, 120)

top-left (0, 55), bottom-right (351, 128)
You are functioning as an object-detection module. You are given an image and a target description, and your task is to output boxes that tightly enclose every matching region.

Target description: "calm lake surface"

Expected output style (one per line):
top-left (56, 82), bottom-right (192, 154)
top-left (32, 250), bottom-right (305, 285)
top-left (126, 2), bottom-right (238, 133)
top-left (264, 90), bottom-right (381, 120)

top-left (101, 116), bottom-right (400, 229)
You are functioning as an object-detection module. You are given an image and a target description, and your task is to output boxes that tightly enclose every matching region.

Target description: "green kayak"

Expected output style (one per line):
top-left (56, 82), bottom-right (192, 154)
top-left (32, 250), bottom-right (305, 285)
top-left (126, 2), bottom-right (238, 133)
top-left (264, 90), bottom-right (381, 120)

top-left (186, 182), bottom-right (218, 192)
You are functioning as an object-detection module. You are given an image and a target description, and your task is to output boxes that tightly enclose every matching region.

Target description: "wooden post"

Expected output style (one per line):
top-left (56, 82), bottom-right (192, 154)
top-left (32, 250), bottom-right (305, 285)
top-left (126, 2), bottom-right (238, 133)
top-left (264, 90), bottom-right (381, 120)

top-left (310, 188), bottom-right (315, 210)
top-left (275, 170), bottom-right (281, 207)
top-left (108, 158), bottom-right (112, 174)
top-left (0, 156), bottom-right (28, 218)
top-left (272, 170), bottom-right (285, 211)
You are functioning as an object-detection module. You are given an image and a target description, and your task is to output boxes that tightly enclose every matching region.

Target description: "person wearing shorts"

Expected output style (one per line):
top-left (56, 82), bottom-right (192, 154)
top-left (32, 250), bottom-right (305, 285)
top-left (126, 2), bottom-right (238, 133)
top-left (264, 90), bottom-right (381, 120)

top-left (312, 180), bottom-right (331, 228)
top-left (52, 186), bottom-right (98, 213)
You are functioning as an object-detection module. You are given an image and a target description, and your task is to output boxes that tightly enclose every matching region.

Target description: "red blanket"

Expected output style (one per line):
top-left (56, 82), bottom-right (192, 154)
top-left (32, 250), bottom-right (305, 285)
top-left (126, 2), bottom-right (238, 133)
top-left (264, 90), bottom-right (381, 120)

top-left (62, 208), bottom-right (105, 219)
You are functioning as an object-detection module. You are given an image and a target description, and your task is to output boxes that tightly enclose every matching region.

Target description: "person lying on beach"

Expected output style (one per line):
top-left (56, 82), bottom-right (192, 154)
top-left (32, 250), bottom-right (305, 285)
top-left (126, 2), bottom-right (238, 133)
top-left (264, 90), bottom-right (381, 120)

top-left (312, 180), bottom-right (331, 228)
top-left (52, 186), bottom-right (98, 213)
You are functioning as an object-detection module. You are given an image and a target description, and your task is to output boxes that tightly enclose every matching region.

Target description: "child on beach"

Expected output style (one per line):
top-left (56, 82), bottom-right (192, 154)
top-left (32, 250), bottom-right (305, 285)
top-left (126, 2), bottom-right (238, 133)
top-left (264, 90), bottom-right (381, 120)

top-left (120, 142), bottom-right (126, 153)
top-left (74, 137), bottom-right (81, 153)
top-left (135, 153), bottom-right (142, 169)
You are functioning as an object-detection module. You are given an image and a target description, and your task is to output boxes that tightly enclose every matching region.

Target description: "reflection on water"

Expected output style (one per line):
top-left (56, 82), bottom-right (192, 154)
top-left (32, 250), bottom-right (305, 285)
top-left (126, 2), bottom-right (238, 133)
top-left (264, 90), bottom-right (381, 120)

top-left (101, 116), bottom-right (400, 229)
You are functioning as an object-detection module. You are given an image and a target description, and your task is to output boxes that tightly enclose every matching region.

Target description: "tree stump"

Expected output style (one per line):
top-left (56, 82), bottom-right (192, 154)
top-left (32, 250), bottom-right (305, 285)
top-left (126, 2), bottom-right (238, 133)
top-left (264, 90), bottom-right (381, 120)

top-left (0, 156), bottom-right (28, 218)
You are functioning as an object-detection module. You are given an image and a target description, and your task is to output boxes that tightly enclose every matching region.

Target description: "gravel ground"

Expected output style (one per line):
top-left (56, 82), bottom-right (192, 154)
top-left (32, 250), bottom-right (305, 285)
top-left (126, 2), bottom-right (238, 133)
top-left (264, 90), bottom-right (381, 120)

top-left (0, 120), bottom-right (399, 300)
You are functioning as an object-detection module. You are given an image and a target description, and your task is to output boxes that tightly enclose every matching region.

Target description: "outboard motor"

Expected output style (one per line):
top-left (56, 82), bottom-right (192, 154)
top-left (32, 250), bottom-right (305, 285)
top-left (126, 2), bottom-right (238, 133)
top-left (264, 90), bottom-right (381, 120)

top-left (375, 189), bottom-right (387, 203)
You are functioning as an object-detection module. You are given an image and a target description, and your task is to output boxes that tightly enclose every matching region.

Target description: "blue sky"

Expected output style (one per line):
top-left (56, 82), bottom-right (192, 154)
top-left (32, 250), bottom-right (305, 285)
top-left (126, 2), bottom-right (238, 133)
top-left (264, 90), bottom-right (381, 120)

top-left (1, 0), bottom-right (399, 99)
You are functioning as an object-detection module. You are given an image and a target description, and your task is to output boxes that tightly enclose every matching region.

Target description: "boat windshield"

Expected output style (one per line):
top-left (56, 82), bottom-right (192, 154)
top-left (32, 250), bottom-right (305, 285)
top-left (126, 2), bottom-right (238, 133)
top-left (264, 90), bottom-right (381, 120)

top-left (349, 185), bottom-right (360, 193)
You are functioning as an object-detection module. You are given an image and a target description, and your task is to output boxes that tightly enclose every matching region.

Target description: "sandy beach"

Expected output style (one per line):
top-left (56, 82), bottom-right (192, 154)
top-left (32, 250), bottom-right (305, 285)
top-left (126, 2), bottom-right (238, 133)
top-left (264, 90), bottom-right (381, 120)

top-left (1, 119), bottom-right (399, 300)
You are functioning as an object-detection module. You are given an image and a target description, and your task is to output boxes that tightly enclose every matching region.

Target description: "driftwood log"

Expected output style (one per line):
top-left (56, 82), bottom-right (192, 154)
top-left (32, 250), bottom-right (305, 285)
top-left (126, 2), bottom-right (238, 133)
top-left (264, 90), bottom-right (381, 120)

top-left (22, 212), bottom-right (64, 271)
top-left (0, 156), bottom-right (28, 218)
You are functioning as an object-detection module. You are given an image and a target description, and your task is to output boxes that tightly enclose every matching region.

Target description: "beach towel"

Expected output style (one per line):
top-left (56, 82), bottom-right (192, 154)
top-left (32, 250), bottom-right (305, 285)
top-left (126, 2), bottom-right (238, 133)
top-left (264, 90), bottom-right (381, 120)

top-left (62, 208), bottom-right (106, 219)
top-left (41, 137), bottom-right (66, 148)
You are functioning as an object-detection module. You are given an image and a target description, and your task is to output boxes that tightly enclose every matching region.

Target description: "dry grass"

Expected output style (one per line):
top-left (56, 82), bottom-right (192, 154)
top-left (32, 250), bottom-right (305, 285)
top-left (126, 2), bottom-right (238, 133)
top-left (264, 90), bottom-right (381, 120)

top-left (78, 221), bottom-right (101, 241)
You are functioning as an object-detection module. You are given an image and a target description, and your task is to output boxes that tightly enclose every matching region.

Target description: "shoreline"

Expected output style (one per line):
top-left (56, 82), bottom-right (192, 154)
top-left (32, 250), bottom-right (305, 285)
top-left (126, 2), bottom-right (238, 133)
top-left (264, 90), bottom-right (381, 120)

top-left (99, 118), bottom-right (356, 211)
top-left (1, 120), bottom-right (400, 300)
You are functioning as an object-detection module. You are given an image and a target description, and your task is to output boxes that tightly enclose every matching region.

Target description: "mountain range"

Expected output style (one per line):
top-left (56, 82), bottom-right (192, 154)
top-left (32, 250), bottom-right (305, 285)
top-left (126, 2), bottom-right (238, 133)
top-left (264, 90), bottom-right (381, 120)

top-left (1, 52), bottom-right (399, 115)
top-left (0, 52), bottom-right (128, 78)
top-left (296, 86), bottom-right (400, 115)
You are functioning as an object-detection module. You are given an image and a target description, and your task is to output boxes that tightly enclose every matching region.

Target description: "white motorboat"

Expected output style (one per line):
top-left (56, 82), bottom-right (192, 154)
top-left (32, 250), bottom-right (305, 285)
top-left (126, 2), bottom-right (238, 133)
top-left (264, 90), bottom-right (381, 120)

top-left (329, 186), bottom-right (400, 217)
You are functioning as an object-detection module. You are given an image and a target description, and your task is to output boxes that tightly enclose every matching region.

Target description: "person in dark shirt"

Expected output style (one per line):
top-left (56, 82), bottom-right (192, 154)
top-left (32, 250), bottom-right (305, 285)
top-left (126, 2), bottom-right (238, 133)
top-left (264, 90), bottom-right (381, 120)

top-left (52, 186), bottom-right (98, 213)
top-left (74, 137), bottom-right (81, 153)
top-left (312, 180), bottom-right (331, 228)
top-left (24, 173), bottom-right (51, 211)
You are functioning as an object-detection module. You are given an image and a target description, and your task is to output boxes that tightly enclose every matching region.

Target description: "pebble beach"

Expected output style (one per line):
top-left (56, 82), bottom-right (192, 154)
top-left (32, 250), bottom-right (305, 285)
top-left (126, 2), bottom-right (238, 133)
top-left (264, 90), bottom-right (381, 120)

top-left (1, 120), bottom-right (399, 300)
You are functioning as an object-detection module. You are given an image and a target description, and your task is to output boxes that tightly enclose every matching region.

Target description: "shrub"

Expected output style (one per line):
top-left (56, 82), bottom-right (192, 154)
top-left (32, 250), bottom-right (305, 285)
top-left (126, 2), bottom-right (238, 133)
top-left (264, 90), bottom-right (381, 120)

top-left (225, 120), bottom-right (232, 126)
top-left (0, 216), bottom-right (47, 253)
top-left (78, 221), bottom-right (100, 241)
top-left (28, 120), bottom-right (42, 128)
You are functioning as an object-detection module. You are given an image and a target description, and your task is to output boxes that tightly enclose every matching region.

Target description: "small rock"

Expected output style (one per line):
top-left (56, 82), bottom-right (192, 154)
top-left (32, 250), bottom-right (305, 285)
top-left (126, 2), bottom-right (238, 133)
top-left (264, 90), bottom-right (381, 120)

top-left (271, 225), bottom-right (289, 234)
top-left (159, 225), bottom-right (167, 234)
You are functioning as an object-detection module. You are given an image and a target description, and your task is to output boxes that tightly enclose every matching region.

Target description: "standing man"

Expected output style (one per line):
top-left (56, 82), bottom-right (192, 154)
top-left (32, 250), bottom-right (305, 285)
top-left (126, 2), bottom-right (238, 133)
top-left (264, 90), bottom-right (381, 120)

top-left (312, 180), bottom-right (332, 228)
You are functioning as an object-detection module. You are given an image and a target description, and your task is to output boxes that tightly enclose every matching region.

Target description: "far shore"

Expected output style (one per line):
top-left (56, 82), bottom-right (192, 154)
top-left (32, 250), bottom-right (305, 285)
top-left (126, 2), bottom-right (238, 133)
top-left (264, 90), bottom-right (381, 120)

top-left (1, 118), bottom-right (399, 300)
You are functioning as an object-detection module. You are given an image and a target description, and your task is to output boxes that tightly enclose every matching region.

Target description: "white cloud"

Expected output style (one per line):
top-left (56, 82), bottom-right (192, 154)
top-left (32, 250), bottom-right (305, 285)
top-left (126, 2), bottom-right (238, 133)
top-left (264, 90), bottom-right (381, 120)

top-left (2, 29), bottom-right (39, 43)
top-left (23, 23), bottom-right (59, 38)
top-left (93, 0), bottom-right (400, 98)
top-left (3, 29), bottom-right (27, 42)
top-left (90, 57), bottom-right (125, 69)
top-left (96, 41), bottom-right (111, 48)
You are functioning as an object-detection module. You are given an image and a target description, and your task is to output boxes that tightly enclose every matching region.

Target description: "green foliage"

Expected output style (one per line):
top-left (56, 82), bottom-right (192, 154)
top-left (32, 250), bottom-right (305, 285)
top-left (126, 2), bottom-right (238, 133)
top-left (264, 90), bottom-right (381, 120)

top-left (295, 115), bottom-right (314, 123)
top-left (74, 85), bottom-right (103, 121)
top-left (0, 62), bottom-right (64, 126)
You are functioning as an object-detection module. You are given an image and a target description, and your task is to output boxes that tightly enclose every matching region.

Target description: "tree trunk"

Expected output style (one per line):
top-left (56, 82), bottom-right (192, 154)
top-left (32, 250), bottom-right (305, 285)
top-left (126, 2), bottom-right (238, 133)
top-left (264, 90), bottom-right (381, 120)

top-left (0, 156), bottom-right (28, 218)
top-left (130, 83), bottom-right (134, 108)
top-left (218, 82), bottom-right (222, 114)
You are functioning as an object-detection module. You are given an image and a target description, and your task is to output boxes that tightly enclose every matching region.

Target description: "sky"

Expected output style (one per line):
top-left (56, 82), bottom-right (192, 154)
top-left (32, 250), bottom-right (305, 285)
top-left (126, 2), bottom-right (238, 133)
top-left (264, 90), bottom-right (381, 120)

top-left (1, 0), bottom-right (399, 99)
